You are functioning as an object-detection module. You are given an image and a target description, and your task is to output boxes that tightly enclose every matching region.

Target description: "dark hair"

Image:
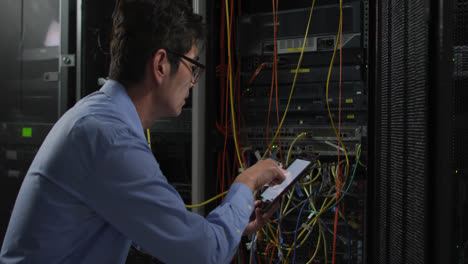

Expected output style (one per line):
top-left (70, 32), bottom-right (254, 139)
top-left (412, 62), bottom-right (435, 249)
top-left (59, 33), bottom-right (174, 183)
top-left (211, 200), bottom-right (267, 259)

top-left (108, 0), bottom-right (204, 85)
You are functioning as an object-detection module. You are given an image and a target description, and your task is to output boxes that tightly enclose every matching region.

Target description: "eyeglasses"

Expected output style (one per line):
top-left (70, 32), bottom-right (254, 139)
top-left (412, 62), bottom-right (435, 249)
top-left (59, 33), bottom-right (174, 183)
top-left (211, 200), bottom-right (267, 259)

top-left (165, 49), bottom-right (205, 84)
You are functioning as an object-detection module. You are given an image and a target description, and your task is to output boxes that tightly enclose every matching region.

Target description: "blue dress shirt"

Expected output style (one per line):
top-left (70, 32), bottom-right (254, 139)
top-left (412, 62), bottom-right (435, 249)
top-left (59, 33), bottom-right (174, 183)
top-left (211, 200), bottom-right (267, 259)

top-left (0, 80), bottom-right (254, 264)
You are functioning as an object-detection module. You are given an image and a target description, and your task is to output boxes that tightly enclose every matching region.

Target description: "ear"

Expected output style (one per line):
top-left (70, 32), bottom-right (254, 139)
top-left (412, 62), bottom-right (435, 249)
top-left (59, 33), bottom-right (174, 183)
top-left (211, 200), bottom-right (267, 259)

top-left (151, 49), bottom-right (170, 85)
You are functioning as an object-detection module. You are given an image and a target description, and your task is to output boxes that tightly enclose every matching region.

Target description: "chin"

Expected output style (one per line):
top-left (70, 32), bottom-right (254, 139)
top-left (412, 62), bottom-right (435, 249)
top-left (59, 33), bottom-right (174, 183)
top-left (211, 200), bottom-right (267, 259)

top-left (172, 107), bottom-right (183, 117)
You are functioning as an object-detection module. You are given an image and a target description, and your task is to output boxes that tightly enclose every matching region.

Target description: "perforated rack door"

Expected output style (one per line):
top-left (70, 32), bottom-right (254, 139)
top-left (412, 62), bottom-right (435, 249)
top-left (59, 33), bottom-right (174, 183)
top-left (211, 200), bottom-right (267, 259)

top-left (374, 0), bottom-right (429, 263)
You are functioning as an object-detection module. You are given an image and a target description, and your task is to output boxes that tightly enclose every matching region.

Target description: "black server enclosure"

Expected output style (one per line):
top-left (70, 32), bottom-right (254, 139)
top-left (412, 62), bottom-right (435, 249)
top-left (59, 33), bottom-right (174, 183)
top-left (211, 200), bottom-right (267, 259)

top-left (371, 0), bottom-right (468, 263)
top-left (205, 1), bottom-right (370, 263)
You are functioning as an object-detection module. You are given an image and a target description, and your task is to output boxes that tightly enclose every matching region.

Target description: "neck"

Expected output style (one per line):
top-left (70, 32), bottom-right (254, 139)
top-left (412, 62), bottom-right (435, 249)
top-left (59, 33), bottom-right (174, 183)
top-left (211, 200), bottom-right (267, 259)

top-left (125, 80), bottom-right (155, 130)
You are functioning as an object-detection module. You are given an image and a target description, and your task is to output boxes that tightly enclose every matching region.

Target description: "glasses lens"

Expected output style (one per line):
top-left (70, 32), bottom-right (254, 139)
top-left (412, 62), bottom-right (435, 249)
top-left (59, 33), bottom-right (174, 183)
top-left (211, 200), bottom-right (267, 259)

top-left (192, 66), bottom-right (201, 83)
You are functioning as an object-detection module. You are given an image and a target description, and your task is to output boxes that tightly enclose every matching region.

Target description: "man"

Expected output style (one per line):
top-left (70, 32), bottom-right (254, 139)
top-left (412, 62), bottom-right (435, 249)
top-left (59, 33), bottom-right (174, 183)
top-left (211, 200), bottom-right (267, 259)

top-left (0, 0), bottom-right (286, 263)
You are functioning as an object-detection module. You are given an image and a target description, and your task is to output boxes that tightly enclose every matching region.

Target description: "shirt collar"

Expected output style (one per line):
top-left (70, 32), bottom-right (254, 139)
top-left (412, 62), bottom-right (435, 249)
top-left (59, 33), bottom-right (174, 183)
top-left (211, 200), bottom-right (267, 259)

top-left (100, 79), bottom-right (145, 139)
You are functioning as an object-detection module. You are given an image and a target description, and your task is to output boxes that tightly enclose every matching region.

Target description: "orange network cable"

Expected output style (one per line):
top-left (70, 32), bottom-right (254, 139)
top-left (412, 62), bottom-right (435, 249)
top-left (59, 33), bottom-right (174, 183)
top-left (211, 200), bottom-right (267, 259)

top-left (265, 0), bottom-right (284, 164)
top-left (248, 62), bottom-right (269, 85)
top-left (270, 244), bottom-right (276, 264)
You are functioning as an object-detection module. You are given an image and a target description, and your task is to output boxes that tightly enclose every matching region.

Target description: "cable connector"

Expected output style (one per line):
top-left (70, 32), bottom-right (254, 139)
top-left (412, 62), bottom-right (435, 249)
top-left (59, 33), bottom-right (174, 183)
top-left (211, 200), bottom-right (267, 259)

top-left (324, 140), bottom-right (345, 152)
top-left (277, 250), bottom-right (284, 261)
top-left (254, 151), bottom-right (262, 161)
top-left (337, 234), bottom-right (347, 245)
top-left (301, 223), bottom-right (314, 232)
top-left (246, 241), bottom-right (253, 251)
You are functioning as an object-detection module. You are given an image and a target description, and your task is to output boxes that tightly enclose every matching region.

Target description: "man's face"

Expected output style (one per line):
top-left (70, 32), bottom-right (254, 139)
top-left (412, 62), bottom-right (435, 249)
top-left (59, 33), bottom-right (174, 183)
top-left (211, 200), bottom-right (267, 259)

top-left (156, 44), bottom-right (199, 117)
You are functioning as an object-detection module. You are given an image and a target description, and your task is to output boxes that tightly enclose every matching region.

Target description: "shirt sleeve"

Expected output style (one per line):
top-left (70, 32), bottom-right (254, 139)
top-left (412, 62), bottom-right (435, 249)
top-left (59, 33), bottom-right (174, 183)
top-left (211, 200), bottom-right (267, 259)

top-left (79, 127), bottom-right (254, 264)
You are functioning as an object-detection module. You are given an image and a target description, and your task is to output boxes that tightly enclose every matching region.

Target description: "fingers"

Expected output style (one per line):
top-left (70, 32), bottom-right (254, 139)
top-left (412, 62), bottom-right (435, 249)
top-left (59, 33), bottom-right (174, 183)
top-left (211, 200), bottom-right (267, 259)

top-left (258, 201), bottom-right (280, 224)
top-left (259, 159), bottom-right (286, 186)
top-left (244, 201), bottom-right (281, 235)
top-left (268, 166), bottom-right (287, 186)
top-left (233, 158), bottom-right (288, 193)
top-left (262, 201), bottom-right (280, 221)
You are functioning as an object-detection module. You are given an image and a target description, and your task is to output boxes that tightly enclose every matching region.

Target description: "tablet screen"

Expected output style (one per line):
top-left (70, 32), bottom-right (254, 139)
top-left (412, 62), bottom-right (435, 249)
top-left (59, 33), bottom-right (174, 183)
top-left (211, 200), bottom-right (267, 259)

top-left (260, 158), bottom-right (312, 203)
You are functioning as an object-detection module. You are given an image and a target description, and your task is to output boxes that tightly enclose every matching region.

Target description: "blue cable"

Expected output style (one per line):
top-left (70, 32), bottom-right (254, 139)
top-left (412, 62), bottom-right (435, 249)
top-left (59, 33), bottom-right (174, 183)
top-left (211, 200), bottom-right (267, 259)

top-left (293, 187), bottom-right (318, 264)
top-left (276, 210), bottom-right (283, 244)
top-left (251, 232), bottom-right (257, 264)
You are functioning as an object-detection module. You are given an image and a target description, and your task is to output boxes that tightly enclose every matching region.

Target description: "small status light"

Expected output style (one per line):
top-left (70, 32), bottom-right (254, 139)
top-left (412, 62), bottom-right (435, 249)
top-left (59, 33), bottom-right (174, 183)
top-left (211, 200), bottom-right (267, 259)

top-left (452, 58), bottom-right (455, 62)
top-left (247, 88), bottom-right (250, 92)
top-left (22, 127), bottom-right (32, 138)
top-left (456, 170), bottom-right (459, 174)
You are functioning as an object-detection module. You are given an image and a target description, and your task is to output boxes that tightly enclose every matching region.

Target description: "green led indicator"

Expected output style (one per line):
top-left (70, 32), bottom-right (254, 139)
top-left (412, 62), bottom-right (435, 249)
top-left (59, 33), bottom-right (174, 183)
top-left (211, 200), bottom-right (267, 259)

top-left (247, 88), bottom-right (250, 92)
top-left (22, 127), bottom-right (32, 138)
top-left (453, 58), bottom-right (455, 62)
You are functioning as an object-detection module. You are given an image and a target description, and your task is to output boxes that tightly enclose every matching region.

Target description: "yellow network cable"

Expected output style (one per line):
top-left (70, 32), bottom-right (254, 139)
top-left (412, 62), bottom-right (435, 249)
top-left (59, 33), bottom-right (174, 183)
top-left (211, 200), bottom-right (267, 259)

top-left (296, 187), bottom-right (328, 264)
top-left (321, 226), bottom-right (328, 264)
top-left (272, 1), bottom-right (356, 257)
top-left (262, 0), bottom-right (317, 159)
top-left (302, 160), bottom-right (322, 186)
top-left (275, 188), bottom-right (330, 261)
top-left (281, 132), bottom-right (308, 215)
top-left (185, 190), bottom-right (229, 208)
top-left (146, 129), bottom-right (151, 149)
top-left (280, 186), bottom-right (330, 252)
top-left (357, 144), bottom-right (367, 168)
top-left (305, 200), bottom-right (324, 264)
top-left (224, 0), bottom-right (244, 172)
top-left (281, 160), bottom-right (321, 216)
top-left (307, 225), bottom-right (322, 262)
top-left (284, 193), bottom-right (337, 261)
top-left (285, 132), bottom-right (307, 166)
top-left (262, 192), bottom-right (326, 256)
top-left (281, 187), bottom-right (295, 216)
top-left (324, 0), bottom-right (350, 181)
top-left (265, 164), bottom-right (335, 257)
top-left (283, 170), bottom-right (338, 262)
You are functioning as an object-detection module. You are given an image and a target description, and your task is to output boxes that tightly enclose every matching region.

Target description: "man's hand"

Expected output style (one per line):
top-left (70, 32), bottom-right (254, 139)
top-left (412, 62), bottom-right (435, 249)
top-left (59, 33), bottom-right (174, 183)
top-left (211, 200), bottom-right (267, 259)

top-left (233, 159), bottom-right (287, 193)
top-left (243, 200), bottom-right (280, 236)
top-left (233, 159), bottom-right (286, 236)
